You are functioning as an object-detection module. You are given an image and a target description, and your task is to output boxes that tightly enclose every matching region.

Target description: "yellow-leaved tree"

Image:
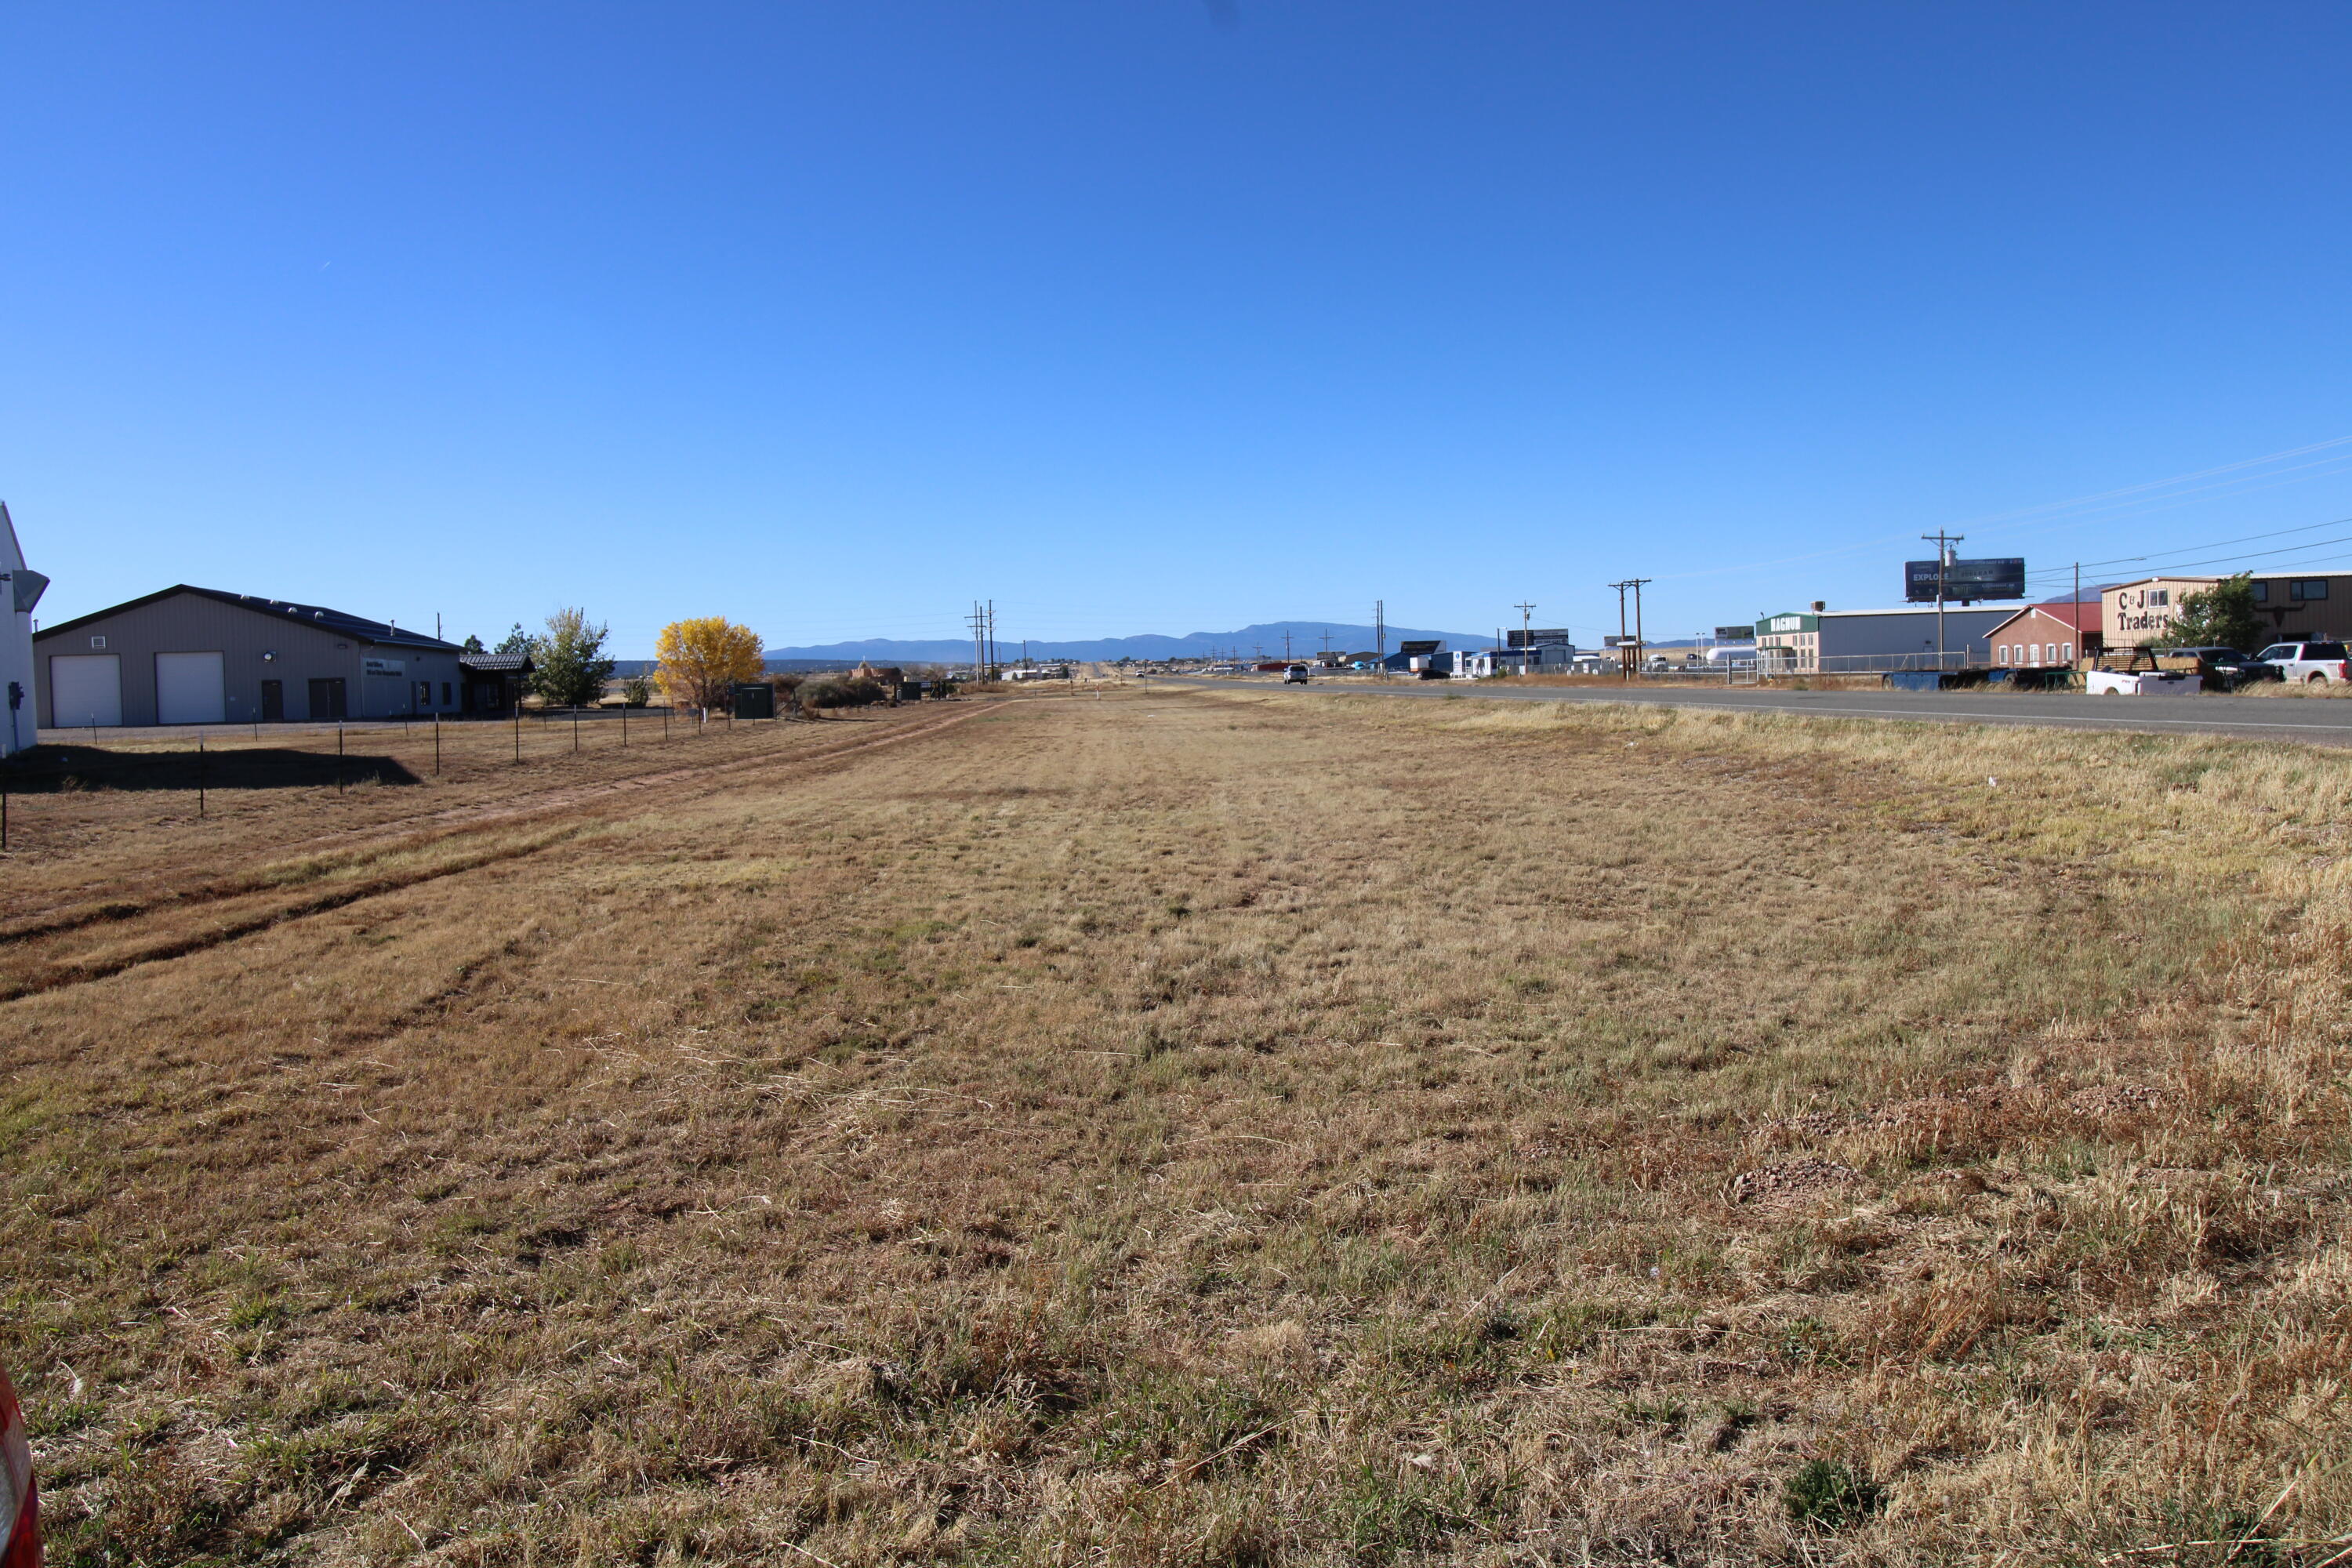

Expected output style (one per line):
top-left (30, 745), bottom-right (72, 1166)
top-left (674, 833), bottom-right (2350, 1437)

top-left (655, 617), bottom-right (765, 711)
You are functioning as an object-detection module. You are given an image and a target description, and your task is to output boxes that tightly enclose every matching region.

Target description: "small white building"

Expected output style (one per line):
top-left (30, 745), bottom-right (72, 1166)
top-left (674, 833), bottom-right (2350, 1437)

top-left (0, 504), bottom-right (49, 755)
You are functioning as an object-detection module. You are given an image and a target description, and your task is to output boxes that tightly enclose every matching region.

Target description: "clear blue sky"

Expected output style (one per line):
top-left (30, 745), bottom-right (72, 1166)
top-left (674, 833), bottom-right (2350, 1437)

top-left (9, 2), bottom-right (2352, 652)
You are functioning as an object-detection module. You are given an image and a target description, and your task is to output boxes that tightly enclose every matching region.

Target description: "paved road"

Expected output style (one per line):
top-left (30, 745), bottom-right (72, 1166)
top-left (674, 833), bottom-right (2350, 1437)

top-left (1149, 676), bottom-right (2352, 746)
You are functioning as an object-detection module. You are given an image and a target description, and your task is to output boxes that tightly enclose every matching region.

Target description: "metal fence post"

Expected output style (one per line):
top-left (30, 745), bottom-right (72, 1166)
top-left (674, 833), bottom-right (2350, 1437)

top-left (434, 711), bottom-right (441, 776)
top-left (198, 732), bottom-right (206, 818)
top-left (514, 706), bottom-right (521, 764)
top-left (572, 705), bottom-right (579, 753)
top-left (336, 721), bottom-right (346, 793)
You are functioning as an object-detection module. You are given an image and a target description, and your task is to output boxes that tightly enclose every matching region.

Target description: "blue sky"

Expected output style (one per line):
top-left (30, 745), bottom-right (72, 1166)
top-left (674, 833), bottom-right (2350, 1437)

top-left (8, 2), bottom-right (2352, 653)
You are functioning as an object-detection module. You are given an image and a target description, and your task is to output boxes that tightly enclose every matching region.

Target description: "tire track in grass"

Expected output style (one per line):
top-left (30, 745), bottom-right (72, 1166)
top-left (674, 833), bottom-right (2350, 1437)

top-left (0, 702), bottom-right (1014, 1002)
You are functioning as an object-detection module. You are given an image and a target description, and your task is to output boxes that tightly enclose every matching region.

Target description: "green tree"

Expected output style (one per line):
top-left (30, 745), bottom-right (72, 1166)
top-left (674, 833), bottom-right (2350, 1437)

top-left (2167, 574), bottom-right (2265, 653)
top-left (531, 608), bottom-right (616, 709)
top-left (495, 622), bottom-right (533, 657)
top-left (460, 633), bottom-right (486, 655)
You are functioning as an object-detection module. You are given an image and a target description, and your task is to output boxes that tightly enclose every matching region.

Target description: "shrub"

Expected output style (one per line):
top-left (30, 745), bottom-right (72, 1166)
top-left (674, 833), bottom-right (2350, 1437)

top-left (800, 676), bottom-right (886, 710)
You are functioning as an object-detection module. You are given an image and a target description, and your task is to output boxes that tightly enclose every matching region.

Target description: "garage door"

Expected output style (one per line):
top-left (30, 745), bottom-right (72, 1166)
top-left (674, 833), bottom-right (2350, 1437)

top-left (49, 654), bottom-right (123, 728)
top-left (155, 651), bottom-right (227, 724)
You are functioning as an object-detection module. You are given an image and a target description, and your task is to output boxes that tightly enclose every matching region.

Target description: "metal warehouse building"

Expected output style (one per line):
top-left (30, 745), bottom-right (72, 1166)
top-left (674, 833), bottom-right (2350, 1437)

top-left (1753, 604), bottom-right (2014, 673)
top-left (36, 586), bottom-right (477, 729)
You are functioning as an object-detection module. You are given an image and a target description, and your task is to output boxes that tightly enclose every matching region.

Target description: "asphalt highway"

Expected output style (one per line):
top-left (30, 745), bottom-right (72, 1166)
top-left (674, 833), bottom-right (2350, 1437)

top-left (1150, 676), bottom-right (2352, 746)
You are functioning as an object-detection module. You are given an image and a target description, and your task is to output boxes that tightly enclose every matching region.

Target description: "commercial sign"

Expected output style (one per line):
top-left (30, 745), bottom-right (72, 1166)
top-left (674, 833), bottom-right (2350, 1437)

top-left (1768, 615), bottom-right (1805, 633)
top-left (1905, 557), bottom-right (2026, 603)
top-left (1506, 628), bottom-right (1573, 648)
top-left (1602, 634), bottom-right (1639, 647)
top-left (362, 657), bottom-right (405, 677)
top-left (1714, 626), bottom-right (1756, 640)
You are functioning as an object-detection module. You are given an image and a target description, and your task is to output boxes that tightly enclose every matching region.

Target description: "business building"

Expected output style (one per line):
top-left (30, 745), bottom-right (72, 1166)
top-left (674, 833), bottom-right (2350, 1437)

top-left (2100, 573), bottom-right (2352, 652)
top-left (1753, 603), bottom-right (2013, 673)
top-left (35, 585), bottom-right (478, 729)
top-left (1987, 601), bottom-right (2100, 668)
top-left (2100, 577), bottom-right (2218, 652)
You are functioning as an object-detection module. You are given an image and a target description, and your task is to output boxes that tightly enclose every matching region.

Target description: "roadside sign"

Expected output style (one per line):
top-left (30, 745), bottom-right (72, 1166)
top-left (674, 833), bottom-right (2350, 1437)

top-left (1905, 558), bottom-right (2026, 602)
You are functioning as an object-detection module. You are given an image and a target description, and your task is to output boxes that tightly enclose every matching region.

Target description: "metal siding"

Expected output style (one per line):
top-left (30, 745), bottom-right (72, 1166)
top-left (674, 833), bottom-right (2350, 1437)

top-left (34, 591), bottom-right (466, 728)
top-left (1817, 608), bottom-right (2009, 662)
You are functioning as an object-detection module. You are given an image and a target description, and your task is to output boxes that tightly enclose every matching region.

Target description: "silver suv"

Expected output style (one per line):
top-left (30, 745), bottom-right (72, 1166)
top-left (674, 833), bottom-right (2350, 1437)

top-left (1282, 664), bottom-right (1310, 684)
top-left (2253, 641), bottom-right (2351, 684)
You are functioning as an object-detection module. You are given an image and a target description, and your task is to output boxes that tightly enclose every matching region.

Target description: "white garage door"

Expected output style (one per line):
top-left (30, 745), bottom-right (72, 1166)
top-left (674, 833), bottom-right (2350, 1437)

top-left (155, 651), bottom-right (227, 725)
top-left (49, 654), bottom-right (123, 728)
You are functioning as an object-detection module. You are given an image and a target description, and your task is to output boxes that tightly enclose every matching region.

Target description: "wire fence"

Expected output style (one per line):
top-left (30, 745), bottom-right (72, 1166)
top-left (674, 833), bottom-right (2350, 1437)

top-left (0, 705), bottom-right (821, 850)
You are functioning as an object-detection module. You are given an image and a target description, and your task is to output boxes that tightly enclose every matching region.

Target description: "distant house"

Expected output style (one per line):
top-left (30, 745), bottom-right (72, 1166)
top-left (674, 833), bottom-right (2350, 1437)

top-left (0, 503), bottom-right (49, 755)
top-left (35, 584), bottom-right (467, 728)
top-left (1987, 602), bottom-right (2099, 668)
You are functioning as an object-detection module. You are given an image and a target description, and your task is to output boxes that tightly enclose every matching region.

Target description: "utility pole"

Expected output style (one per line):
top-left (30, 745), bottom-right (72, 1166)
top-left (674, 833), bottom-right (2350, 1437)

top-left (1922, 532), bottom-right (1963, 670)
top-left (970, 601), bottom-right (986, 679)
top-left (1319, 628), bottom-right (1332, 660)
top-left (1514, 601), bottom-right (1535, 650)
top-left (1375, 600), bottom-right (1386, 671)
top-left (1610, 582), bottom-right (1631, 680)
top-left (1283, 630), bottom-right (1292, 662)
top-left (987, 600), bottom-right (999, 681)
top-left (1631, 579), bottom-right (1650, 675)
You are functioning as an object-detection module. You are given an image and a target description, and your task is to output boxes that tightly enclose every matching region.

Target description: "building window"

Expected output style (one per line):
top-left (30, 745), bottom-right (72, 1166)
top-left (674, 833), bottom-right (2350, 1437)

top-left (90, 634), bottom-right (107, 648)
top-left (2063, 642), bottom-right (2074, 663)
top-left (2149, 590), bottom-right (2169, 607)
top-left (1997, 645), bottom-right (2008, 664)
top-left (2252, 582), bottom-right (2270, 603)
top-left (2294, 579), bottom-right (2328, 601)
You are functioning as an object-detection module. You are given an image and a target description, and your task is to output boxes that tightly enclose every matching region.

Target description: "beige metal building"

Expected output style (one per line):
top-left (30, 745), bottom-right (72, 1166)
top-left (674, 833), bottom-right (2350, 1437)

top-left (2103, 572), bottom-right (2352, 651)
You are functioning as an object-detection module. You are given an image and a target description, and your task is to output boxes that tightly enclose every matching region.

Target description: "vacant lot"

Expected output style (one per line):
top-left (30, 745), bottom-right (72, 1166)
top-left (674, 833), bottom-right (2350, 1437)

top-left (4, 690), bottom-right (2348, 1565)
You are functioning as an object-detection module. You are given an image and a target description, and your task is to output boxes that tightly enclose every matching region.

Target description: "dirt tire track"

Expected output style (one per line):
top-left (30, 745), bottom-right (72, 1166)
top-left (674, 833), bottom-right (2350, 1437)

top-left (0, 702), bottom-right (1007, 945)
top-left (0, 704), bottom-right (1007, 937)
top-left (0, 700), bottom-right (1012, 1002)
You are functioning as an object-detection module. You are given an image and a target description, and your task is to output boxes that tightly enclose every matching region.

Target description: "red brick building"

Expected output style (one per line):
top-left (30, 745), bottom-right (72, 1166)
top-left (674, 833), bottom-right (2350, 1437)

top-left (1987, 601), bottom-right (2100, 668)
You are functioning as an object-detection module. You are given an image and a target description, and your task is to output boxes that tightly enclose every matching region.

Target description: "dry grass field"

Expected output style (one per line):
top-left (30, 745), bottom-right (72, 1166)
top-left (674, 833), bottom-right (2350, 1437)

top-left (4, 688), bottom-right (2350, 1565)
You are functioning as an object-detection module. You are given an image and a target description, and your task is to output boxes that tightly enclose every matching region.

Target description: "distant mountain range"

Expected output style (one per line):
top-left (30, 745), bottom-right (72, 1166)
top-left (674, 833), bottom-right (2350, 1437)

top-left (752, 620), bottom-right (1494, 666)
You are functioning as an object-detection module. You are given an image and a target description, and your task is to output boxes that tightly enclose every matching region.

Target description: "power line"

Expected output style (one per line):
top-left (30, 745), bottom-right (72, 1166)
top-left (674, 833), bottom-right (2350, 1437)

top-left (1652, 436), bottom-right (2352, 586)
top-left (2021, 513), bottom-right (2352, 579)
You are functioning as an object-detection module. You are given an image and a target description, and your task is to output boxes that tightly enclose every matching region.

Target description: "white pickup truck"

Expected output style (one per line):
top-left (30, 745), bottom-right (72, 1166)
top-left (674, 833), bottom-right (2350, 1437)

top-left (2253, 641), bottom-right (2351, 684)
top-left (2085, 668), bottom-right (2194, 695)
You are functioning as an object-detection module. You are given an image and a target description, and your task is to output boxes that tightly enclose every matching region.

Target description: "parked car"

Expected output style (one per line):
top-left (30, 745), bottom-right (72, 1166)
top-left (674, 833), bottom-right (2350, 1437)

top-left (2252, 641), bottom-right (2352, 684)
top-left (2, 1363), bottom-right (37, 1568)
top-left (1282, 663), bottom-right (1309, 684)
top-left (2156, 646), bottom-right (2281, 691)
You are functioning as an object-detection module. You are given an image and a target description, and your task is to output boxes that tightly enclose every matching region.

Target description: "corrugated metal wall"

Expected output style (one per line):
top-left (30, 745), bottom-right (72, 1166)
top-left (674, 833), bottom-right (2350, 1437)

top-left (34, 593), bottom-right (466, 728)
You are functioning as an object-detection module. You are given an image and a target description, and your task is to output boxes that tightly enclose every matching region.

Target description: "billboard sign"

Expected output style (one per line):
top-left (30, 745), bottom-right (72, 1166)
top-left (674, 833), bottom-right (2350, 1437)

top-left (1906, 557), bottom-right (2026, 602)
top-left (1603, 634), bottom-right (1639, 647)
top-left (1714, 626), bottom-right (1756, 641)
top-left (1507, 628), bottom-right (1573, 648)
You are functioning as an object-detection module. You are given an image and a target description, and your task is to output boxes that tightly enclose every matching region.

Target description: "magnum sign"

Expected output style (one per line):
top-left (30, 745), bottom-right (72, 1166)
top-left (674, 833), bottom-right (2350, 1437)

top-left (1905, 557), bottom-right (2026, 603)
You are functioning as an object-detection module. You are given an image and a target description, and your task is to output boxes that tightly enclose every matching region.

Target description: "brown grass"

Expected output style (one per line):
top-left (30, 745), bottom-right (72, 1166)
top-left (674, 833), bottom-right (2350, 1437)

top-left (5, 689), bottom-right (2351, 1564)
